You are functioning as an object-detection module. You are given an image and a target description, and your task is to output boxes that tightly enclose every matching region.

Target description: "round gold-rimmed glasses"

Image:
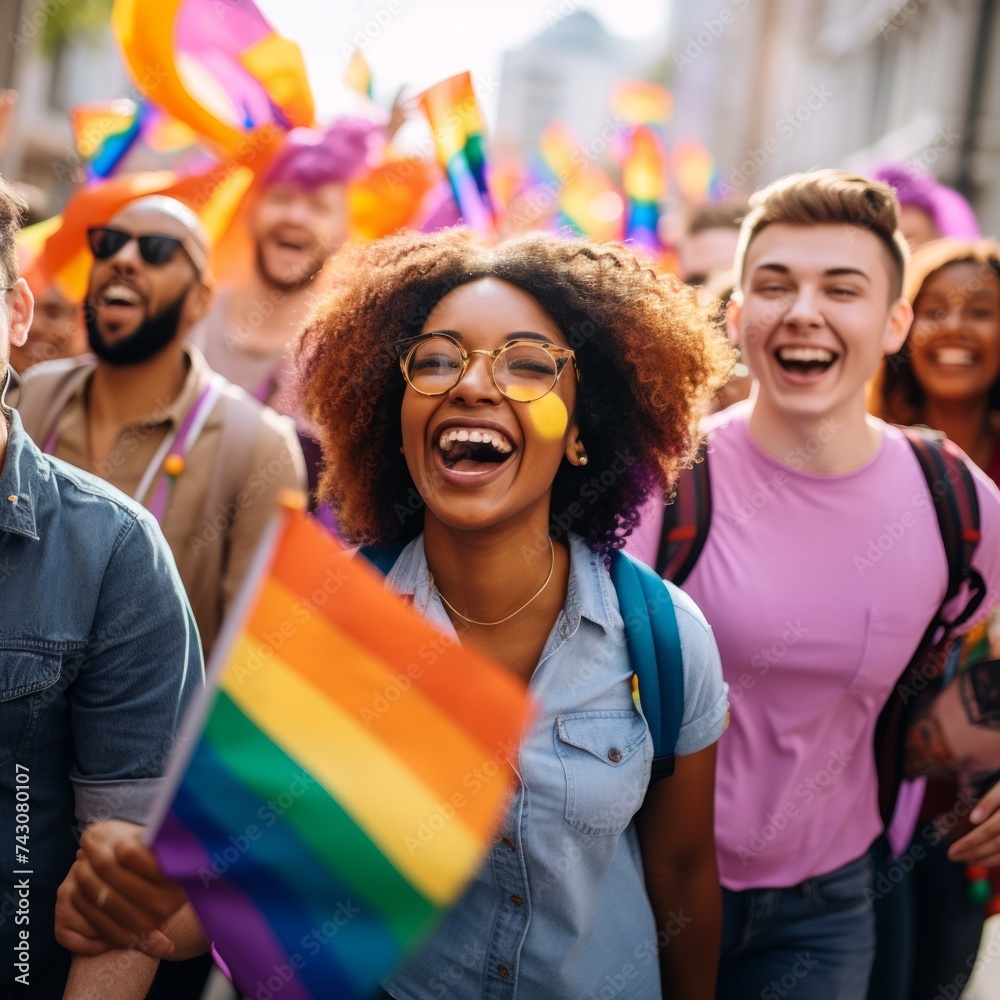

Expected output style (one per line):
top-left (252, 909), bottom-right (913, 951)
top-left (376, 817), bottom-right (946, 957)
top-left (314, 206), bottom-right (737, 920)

top-left (397, 333), bottom-right (579, 402)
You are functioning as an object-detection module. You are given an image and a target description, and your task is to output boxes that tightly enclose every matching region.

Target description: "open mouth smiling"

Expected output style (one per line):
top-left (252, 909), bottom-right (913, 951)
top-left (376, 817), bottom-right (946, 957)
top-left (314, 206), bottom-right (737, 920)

top-left (100, 282), bottom-right (143, 308)
top-left (774, 345), bottom-right (840, 375)
top-left (436, 426), bottom-right (516, 473)
top-left (930, 346), bottom-right (976, 367)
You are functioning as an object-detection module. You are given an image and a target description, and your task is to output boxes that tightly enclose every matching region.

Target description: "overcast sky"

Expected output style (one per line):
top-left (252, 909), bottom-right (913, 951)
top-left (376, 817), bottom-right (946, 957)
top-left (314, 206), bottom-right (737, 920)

top-left (254, 0), bottom-right (670, 123)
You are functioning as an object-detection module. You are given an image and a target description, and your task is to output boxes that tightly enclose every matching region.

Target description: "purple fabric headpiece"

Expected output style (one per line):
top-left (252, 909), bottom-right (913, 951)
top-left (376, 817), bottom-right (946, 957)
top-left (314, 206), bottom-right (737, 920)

top-left (262, 118), bottom-right (380, 190)
top-left (871, 164), bottom-right (980, 240)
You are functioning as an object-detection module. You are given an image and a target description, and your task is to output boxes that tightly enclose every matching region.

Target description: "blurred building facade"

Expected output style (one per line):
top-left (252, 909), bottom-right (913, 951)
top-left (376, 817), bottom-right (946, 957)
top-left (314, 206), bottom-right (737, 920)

top-left (1, 4), bottom-right (130, 200)
top-left (495, 10), bottom-right (665, 158)
top-left (669, 0), bottom-right (1000, 235)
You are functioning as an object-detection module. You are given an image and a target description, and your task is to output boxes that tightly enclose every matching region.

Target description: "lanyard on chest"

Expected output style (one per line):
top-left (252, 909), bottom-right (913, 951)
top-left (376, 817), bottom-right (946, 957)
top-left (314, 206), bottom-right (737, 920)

top-left (43, 379), bottom-right (221, 525)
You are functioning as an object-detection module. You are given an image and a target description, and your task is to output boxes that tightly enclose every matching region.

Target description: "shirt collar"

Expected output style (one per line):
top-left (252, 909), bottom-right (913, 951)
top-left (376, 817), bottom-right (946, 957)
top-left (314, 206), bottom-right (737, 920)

top-left (63, 346), bottom-right (209, 431)
top-left (0, 409), bottom-right (42, 541)
top-left (385, 531), bottom-right (617, 635)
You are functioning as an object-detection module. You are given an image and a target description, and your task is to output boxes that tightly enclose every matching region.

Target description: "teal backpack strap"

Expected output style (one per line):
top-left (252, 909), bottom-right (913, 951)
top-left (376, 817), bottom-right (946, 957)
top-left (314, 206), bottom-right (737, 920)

top-left (608, 548), bottom-right (684, 780)
top-left (359, 542), bottom-right (406, 576)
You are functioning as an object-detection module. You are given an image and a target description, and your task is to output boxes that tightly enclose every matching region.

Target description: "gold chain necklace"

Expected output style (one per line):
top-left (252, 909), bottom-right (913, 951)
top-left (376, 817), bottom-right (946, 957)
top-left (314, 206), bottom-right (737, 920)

top-left (430, 538), bottom-right (556, 626)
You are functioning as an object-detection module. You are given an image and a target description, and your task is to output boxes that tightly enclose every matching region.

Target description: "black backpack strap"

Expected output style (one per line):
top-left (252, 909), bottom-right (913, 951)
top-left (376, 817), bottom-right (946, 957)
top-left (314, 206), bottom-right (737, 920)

top-left (875, 429), bottom-right (983, 825)
top-left (902, 428), bottom-right (985, 638)
top-left (655, 443), bottom-right (711, 585)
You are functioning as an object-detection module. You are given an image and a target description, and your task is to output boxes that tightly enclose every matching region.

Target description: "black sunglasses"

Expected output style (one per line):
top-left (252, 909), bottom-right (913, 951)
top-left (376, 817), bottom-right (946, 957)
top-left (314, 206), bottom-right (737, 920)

top-left (87, 227), bottom-right (190, 269)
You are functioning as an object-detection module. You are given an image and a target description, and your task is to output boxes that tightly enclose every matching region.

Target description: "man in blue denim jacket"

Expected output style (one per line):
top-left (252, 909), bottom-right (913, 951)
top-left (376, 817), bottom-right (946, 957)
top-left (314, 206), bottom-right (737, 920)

top-left (0, 178), bottom-right (203, 998)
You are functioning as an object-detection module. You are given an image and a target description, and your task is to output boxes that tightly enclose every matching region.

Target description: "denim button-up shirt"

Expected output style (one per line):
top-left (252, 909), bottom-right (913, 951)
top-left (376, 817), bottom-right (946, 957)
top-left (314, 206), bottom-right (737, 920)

top-left (0, 410), bottom-right (203, 985)
top-left (382, 532), bottom-right (727, 1000)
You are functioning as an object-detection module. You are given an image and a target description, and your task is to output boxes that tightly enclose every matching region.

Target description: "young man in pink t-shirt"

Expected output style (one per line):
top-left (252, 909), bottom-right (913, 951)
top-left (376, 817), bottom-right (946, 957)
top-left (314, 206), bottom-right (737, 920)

top-left (629, 170), bottom-right (1000, 999)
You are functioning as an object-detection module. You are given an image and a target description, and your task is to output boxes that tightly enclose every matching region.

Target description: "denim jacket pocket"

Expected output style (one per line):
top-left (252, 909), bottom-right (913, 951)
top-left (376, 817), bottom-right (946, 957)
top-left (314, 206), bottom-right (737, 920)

top-left (0, 646), bottom-right (63, 767)
top-left (555, 710), bottom-right (650, 835)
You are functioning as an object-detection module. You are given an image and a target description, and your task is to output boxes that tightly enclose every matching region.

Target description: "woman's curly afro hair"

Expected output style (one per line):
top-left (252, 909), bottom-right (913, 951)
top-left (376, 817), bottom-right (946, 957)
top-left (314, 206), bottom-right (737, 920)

top-left (295, 228), bottom-right (734, 554)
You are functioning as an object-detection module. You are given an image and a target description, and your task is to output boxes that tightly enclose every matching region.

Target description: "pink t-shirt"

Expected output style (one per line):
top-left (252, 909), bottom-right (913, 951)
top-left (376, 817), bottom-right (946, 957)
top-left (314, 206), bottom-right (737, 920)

top-left (628, 403), bottom-right (1000, 890)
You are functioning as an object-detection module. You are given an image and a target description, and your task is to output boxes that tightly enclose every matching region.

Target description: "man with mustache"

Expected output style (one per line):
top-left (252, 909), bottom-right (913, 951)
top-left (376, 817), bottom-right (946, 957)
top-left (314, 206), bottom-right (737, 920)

top-left (17, 195), bottom-right (306, 657)
top-left (189, 120), bottom-right (376, 414)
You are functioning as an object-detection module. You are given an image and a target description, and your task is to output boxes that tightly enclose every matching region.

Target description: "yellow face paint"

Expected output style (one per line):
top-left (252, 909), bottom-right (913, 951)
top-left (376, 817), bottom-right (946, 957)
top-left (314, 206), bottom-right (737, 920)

top-left (506, 388), bottom-right (569, 441)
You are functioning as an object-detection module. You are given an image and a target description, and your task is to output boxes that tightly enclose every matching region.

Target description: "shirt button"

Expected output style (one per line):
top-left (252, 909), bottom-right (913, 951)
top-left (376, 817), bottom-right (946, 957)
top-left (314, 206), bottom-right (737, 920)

top-left (501, 837), bottom-right (516, 851)
top-left (510, 895), bottom-right (523, 906)
top-left (608, 747), bottom-right (623, 762)
top-left (497, 965), bottom-right (511, 979)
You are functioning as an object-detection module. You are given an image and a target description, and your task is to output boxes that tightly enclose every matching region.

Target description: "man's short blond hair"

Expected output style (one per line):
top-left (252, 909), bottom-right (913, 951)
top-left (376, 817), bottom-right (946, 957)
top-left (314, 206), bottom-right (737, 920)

top-left (734, 169), bottom-right (910, 299)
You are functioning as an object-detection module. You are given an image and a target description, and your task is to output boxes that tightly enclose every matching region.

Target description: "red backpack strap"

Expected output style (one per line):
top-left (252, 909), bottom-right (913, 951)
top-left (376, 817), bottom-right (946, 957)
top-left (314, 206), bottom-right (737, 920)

top-left (655, 442), bottom-right (711, 585)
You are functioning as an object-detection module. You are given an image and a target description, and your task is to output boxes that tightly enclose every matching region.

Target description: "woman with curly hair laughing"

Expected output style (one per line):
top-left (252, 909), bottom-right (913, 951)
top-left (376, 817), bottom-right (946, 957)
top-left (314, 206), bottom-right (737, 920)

top-left (49, 228), bottom-right (734, 1000)
top-left (295, 227), bottom-right (733, 1000)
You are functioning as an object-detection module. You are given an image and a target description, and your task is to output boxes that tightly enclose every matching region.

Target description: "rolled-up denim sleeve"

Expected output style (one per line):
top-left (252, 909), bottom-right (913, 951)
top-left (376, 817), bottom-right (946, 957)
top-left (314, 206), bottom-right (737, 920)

top-left (70, 510), bottom-right (204, 826)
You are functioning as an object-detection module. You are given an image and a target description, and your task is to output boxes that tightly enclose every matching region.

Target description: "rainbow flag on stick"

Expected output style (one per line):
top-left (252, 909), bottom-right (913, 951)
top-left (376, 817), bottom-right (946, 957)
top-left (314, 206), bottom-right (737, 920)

top-left (70, 99), bottom-right (144, 181)
top-left (417, 71), bottom-right (496, 232)
top-left (149, 509), bottom-right (530, 1000)
top-left (344, 50), bottom-right (373, 100)
top-left (622, 126), bottom-right (667, 255)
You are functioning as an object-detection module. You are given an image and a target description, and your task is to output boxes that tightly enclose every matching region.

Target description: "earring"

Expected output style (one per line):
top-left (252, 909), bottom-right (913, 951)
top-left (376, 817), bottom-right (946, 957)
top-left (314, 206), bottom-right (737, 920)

top-left (578, 454), bottom-right (588, 466)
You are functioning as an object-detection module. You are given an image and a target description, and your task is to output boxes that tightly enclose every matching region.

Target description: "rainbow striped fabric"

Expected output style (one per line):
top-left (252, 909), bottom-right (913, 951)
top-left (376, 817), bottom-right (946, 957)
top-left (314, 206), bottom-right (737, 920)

top-left (622, 126), bottom-right (667, 255)
top-left (417, 71), bottom-right (496, 231)
top-left (69, 99), bottom-right (144, 180)
top-left (112, 0), bottom-right (315, 161)
top-left (150, 510), bottom-right (530, 1000)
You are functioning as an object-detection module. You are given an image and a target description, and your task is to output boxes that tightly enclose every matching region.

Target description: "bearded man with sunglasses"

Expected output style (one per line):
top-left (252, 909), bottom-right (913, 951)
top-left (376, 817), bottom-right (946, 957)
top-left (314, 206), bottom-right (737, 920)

top-left (17, 196), bottom-right (306, 657)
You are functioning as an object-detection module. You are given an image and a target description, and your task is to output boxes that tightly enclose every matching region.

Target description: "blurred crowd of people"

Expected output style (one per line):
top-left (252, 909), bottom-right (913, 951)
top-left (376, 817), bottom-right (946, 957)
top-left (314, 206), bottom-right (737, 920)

top-left (1, 25), bottom-right (1000, 1000)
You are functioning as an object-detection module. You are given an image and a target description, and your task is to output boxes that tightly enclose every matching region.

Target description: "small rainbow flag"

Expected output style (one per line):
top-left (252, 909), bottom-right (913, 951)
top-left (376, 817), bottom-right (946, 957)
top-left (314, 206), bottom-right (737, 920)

top-left (69, 99), bottom-right (198, 182)
top-left (344, 49), bottom-right (373, 101)
top-left (417, 71), bottom-right (496, 231)
top-left (535, 122), bottom-right (622, 241)
top-left (622, 126), bottom-right (666, 255)
top-left (611, 80), bottom-right (672, 127)
top-left (672, 137), bottom-right (718, 204)
top-left (149, 508), bottom-right (530, 1000)
top-left (70, 99), bottom-right (144, 181)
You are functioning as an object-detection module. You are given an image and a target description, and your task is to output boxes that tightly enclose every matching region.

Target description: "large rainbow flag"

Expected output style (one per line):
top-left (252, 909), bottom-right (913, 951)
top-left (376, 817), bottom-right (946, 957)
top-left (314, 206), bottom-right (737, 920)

top-left (417, 71), bottom-right (496, 232)
top-left (149, 508), bottom-right (530, 1000)
top-left (112, 0), bottom-right (315, 163)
